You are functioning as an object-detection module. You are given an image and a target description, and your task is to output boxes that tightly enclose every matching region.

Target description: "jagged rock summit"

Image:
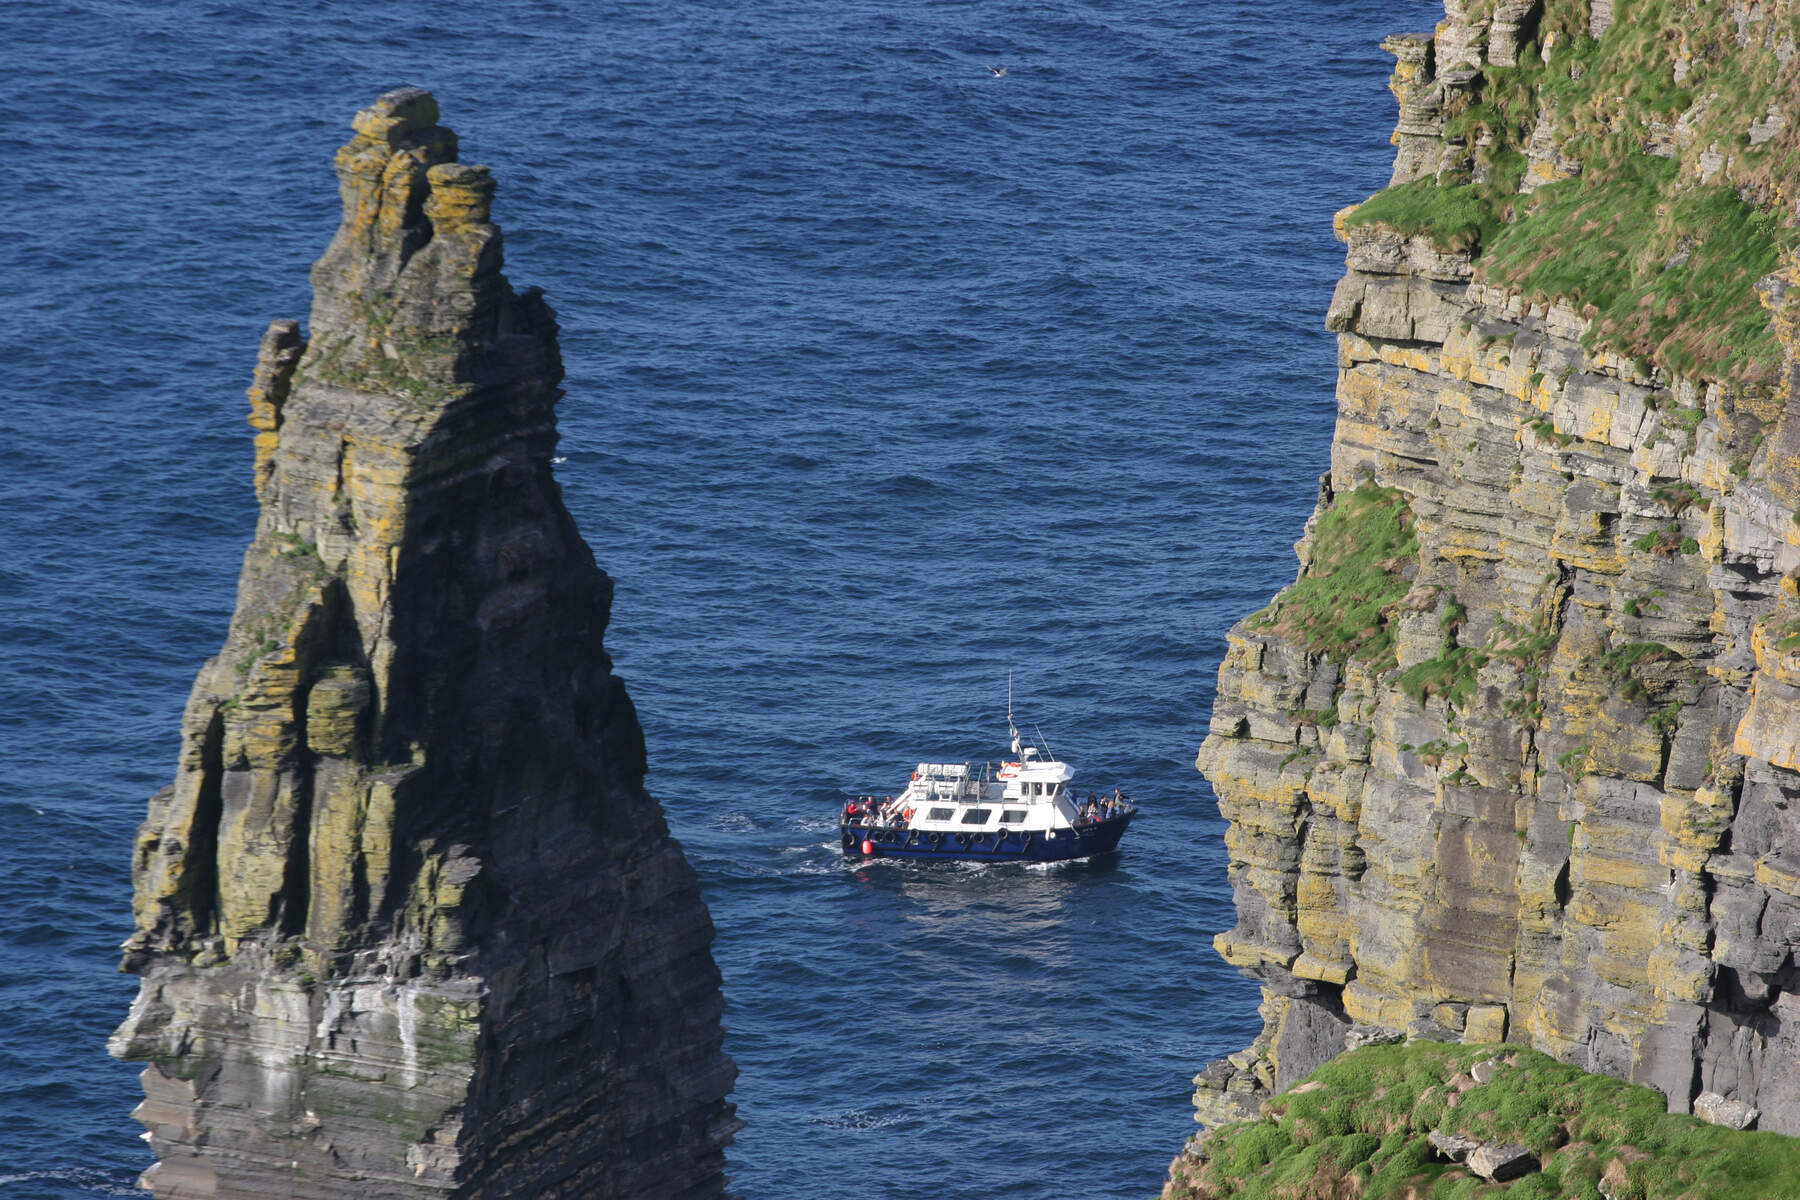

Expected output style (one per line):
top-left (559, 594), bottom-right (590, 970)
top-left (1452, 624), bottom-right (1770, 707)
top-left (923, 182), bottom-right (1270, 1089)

top-left (111, 88), bottom-right (737, 1199)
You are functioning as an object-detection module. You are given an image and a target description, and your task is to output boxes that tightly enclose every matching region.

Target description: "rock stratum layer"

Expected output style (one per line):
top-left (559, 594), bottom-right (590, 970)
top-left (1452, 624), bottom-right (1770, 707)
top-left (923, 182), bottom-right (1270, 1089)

top-left (110, 89), bottom-right (736, 1199)
top-left (1188, 0), bottom-right (1800, 1162)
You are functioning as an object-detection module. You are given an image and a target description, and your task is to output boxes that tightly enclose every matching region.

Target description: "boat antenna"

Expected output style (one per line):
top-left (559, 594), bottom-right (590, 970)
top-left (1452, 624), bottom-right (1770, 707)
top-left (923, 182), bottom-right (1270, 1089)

top-left (1008, 672), bottom-right (1022, 756)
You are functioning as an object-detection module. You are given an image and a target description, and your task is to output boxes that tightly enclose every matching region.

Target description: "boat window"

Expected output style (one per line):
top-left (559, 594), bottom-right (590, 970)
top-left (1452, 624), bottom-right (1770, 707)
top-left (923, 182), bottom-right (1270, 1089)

top-left (1000, 810), bottom-right (1026, 824)
top-left (928, 807), bottom-right (954, 821)
top-left (959, 808), bottom-right (993, 825)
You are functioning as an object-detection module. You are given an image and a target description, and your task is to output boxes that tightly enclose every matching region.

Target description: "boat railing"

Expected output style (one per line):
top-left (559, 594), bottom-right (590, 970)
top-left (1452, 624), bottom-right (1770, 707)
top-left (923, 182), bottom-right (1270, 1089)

top-left (843, 794), bottom-right (1134, 830)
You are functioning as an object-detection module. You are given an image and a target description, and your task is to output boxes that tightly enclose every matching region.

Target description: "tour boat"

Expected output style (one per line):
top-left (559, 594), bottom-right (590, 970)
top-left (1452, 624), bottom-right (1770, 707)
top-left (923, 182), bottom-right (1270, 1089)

top-left (838, 704), bottom-right (1136, 863)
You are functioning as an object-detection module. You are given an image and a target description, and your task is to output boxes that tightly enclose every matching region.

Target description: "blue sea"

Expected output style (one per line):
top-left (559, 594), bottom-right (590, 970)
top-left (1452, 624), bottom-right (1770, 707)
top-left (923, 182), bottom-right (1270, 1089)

top-left (1, 2), bottom-right (1438, 1196)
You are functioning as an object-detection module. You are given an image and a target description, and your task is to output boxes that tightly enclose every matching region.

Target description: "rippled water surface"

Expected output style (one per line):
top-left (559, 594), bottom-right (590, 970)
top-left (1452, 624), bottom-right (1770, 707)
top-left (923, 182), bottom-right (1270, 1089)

top-left (2, 1), bottom-right (1438, 1195)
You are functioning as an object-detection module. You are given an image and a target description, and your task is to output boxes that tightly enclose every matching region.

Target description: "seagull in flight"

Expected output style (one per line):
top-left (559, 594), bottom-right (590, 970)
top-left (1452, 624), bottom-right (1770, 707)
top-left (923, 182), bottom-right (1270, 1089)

top-left (989, 64), bottom-right (1008, 77)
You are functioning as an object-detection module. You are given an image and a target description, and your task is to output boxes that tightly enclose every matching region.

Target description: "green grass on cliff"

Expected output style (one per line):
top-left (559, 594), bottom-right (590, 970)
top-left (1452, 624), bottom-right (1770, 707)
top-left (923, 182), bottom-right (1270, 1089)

top-left (1179, 1043), bottom-right (1800, 1200)
top-left (1349, 168), bottom-right (1518, 256)
top-left (1252, 484), bottom-right (1418, 664)
top-left (1396, 644), bottom-right (1489, 707)
top-left (1342, 0), bottom-right (1799, 382)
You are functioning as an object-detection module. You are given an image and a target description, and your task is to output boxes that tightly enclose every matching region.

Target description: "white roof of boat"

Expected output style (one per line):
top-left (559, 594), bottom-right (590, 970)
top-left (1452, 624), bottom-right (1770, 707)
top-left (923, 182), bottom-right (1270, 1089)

top-left (997, 759), bottom-right (1074, 782)
top-left (915, 763), bottom-right (969, 777)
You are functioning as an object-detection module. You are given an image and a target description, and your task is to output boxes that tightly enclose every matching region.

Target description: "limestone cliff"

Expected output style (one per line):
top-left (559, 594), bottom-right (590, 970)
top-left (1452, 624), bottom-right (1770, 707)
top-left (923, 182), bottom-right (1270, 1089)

top-left (110, 89), bottom-right (737, 1198)
top-left (1187, 0), bottom-right (1800, 1157)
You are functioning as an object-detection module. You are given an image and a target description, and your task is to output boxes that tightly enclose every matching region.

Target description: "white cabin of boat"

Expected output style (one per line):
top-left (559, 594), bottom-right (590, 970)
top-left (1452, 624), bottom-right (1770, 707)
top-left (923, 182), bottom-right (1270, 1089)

top-left (893, 747), bottom-right (1083, 834)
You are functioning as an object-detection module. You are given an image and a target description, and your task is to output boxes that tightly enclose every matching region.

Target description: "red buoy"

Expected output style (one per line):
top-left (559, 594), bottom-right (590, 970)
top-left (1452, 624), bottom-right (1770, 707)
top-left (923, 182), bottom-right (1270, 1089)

top-left (861, 839), bottom-right (874, 855)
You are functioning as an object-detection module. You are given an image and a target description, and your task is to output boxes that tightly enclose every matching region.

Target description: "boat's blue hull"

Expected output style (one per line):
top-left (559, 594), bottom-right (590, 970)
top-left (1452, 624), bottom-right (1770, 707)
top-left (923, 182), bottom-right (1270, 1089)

top-left (840, 812), bottom-right (1134, 862)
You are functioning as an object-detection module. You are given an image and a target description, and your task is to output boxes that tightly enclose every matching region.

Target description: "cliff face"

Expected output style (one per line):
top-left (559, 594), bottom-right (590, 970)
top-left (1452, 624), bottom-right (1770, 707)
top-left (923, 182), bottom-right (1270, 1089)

top-left (1192, 0), bottom-right (1800, 1143)
top-left (110, 89), bottom-right (737, 1199)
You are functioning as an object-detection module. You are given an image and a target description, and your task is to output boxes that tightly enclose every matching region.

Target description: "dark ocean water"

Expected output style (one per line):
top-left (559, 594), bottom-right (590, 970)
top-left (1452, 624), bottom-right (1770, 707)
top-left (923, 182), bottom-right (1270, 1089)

top-left (1, 2), bottom-right (1438, 1196)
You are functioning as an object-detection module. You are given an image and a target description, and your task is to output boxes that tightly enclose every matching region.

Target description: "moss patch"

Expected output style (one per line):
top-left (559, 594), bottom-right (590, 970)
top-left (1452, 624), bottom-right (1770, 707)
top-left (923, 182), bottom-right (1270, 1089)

top-left (1252, 484), bottom-right (1419, 665)
top-left (1177, 1042), bottom-right (1800, 1200)
top-left (1398, 646), bottom-right (1490, 707)
top-left (1349, 168), bottom-right (1519, 255)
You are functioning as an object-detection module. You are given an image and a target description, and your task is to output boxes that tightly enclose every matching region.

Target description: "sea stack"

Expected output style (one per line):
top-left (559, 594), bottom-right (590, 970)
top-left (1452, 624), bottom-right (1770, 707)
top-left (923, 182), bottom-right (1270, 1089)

top-left (110, 89), bottom-right (737, 1198)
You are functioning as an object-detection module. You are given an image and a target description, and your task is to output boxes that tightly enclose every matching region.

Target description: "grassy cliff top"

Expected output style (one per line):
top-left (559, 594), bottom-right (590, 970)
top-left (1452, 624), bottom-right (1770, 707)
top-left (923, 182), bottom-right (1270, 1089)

top-left (1177, 1042), bottom-right (1800, 1200)
top-left (1345, 0), bottom-right (1798, 383)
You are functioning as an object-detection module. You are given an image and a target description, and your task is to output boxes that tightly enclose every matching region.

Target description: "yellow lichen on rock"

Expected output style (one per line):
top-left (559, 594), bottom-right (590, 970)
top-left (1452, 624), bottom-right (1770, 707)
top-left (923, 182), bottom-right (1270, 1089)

top-left (422, 162), bottom-right (494, 229)
top-left (1463, 1005), bottom-right (1508, 1044)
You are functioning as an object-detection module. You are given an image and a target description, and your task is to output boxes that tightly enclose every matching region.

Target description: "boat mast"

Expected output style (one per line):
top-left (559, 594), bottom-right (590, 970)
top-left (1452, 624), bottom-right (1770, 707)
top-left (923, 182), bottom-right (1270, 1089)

top-left (1008, 672), bottom-right (1022, 756)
